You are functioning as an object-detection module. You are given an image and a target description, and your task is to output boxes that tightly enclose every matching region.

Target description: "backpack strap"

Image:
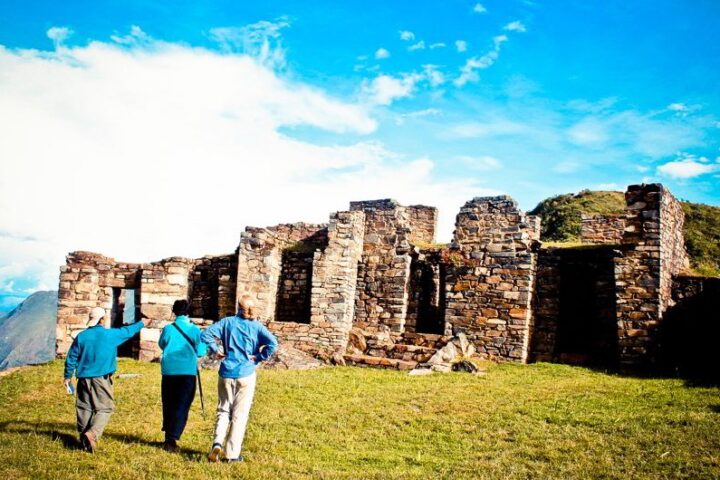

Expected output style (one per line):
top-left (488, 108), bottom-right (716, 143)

top-left (172, 322), bottom-right (197, 351)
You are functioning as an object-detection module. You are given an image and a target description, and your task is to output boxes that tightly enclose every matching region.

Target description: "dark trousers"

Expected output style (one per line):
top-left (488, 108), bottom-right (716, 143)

top-left (161, 375), bottom-right (196, 442)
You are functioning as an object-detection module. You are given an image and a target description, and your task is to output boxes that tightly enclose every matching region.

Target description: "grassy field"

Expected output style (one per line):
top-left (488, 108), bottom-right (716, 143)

top-left (0, 361), bottom-right (718, 479)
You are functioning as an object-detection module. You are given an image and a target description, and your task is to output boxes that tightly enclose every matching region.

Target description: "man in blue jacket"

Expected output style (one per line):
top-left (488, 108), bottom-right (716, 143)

top-left (158, 299), bottom-right (207, 452)
top-left (201, 295), bottom-right (278, 462)
top-left (63, 306), bottom-right (149, 453)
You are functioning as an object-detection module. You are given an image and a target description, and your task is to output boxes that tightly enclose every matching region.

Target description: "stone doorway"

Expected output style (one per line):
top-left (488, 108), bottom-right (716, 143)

top-left (407, 255), bottom-right (446, 335)
top-left (111, 287), bottom-right (140, 357)
top-left (555, 248), bottom-right (618, 366)
top-left (275, 248), bottom-right (313, 323)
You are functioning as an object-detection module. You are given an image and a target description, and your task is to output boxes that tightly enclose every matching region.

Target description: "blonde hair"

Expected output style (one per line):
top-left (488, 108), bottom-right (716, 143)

top-left (238, 295), bottom-right (256, 319)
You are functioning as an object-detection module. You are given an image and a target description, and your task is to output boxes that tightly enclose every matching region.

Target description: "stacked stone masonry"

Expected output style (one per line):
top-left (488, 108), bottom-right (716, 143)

top-left (57, 183), bottom-right (704, 372)
top-left (580, 214), bottom-right (626, 244)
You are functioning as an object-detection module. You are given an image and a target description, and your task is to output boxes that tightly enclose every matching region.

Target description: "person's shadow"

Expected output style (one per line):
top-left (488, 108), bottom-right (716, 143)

top-left (0, 420), bottom-right (205, 460)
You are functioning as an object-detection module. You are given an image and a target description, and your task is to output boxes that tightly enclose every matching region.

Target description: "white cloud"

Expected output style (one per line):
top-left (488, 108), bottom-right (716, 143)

top-left (568, 118), bottom-right (609, 146)
top-left (422, 64), bottom-right (445, 87)
top-left (0, 28), bottom-right (497, 298)
top-left (446, 119), bottom-right (527, 138)
top-left (408, 40), bottom-right (425, 51)
top-left (657, 156), bottom-right (717, 179)
top-left (209, 18), bottom-right (290, 69)
top-left (429, 42), bottom-right (446, 49)
top-left (454, 35), bottom-right (507, 86)
top-left (667, 103), bottom-right (688, 112)
top-left (455, 40), bottom-right (468, 52)
top-left (47, 26), bottom-right (72, 46)
top-left (375, 48), bottom-right (390, 59)
top-left (504, 21), bottom-right (527, 33)
top-left (473, 3), bottom-right (487, 13)
top-left (362, 73), bottom-right (423, 105)
top-left (400, 30), bottom-right (415, 41)
top-left (395, 108), bottom-right (442, 125)
top-left (458, 155), bottom-right (502, 170)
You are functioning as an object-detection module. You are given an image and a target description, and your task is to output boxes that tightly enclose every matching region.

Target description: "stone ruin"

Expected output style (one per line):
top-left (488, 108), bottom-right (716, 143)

top-left (56, 183), bottom-right (713, 372)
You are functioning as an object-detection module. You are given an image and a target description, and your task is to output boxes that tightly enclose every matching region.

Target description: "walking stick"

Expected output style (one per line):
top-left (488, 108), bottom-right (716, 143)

top-left (196, 367), bottom-right (205, 418)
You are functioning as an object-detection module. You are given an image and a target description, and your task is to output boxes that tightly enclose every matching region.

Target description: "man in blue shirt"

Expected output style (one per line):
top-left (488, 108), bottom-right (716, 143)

top-left (201, 295), bottom-right (278, 462)
top-left (158, 299), bottom-right (207, 452)
top-left (63, 306), bottom-right (149, 453)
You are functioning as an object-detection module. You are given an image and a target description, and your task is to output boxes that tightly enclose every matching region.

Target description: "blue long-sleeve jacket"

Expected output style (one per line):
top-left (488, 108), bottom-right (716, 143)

top-left (201, 314), bottom-right (278, 379)
top-left (63, 321), bottom-right (144, 379)
top-left (158, 315), bottom-right (207, 375)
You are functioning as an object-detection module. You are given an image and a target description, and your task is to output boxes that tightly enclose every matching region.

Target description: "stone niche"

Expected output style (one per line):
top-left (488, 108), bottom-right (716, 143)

top-left (236, 212), bottom-right (365, 358)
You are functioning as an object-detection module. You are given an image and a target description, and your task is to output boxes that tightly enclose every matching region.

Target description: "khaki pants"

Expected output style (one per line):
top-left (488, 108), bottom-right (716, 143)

top-left (76, 376), bottom-right (115, 440)
top-left (213, 373), bottom-right (257, 459)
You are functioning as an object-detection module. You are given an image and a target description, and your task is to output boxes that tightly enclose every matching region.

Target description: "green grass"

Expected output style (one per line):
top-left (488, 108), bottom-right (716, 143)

top-left (529, 190), bottom-right (626, 242)
top-left (0, 361), bottom-right (719, 479)
top-left (682, 201), bottom-right (720, 277)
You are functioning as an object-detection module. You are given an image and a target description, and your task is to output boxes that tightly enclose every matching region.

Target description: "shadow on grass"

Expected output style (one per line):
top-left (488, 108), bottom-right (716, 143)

top-left (0, 420), bottom-right (205, 460)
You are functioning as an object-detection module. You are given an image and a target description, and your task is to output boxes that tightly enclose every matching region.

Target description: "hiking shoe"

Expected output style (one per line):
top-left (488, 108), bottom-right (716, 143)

top-left (208, 443), bottom-right (223, 462)
top-left (82, 431), bottom-right (97, 453)
top-left (225, 455), bottom-right (244, 463)
top-left (163, 440), bottom-right (179, 453)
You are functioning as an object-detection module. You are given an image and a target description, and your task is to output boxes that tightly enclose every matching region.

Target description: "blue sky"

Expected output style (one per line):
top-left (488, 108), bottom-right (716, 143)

top-left (0, 0), bottom-right (719, 311)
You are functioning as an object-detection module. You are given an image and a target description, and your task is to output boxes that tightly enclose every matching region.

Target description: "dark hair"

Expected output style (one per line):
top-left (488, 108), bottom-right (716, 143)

top-left (172, 299), bottom-right (190, 317)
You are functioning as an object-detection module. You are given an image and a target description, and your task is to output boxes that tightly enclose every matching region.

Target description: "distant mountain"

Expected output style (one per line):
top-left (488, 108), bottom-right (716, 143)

top-left (0, 291), bottom-right (57, 370)
top-left (530, 190), bottom-right (720, 277)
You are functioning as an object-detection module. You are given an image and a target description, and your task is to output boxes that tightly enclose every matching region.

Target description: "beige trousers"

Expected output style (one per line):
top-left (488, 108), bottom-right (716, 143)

top-left (213, 373), bottom-right (257, 459)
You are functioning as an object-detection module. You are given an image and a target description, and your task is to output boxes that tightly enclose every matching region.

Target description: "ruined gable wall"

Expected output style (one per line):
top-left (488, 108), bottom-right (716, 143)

top-left (445, 196), bottom-right (537, 362)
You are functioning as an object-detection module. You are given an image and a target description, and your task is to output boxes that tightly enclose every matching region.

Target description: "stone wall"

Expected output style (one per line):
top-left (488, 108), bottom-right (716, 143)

top-left (236, 215), bottom-right (364, 357)
top-left (581, 214), bottom-right (625, 244)
top-left (350, 200), bottom-right (413, 332)
top-left (406, 205), bottom-right (438, 245)
top-left (57, 252), bottom-right (143, 357)
top-left (444, 196), bottom-right (537, 362)
top-left (615, 184), bottom-right (688, 369)
top-left (58, 251), bottom-right (235, 362)
top-left (235, 223), bottom-right (327, 322)
top-left (56, 183), bottom-right (696, 371)
top-left (190, 253), bottom-right (238, 321)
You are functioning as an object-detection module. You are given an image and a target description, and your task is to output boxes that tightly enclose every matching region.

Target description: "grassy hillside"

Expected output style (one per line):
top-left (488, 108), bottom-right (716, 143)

top-left (530, 190), bottom-right (720, 276)
top-left (529, 190), bottom-right (626, 242)
top-left (0, 360), bottom-right (718, 479)
top-left (682, 202), bottom-right (720, 277)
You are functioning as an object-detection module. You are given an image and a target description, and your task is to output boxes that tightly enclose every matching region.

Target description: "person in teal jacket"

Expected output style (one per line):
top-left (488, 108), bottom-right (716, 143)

top-left (158, 299), bottom-right (207, 452)
top-left (63, 306), bottom-right (149, 453)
